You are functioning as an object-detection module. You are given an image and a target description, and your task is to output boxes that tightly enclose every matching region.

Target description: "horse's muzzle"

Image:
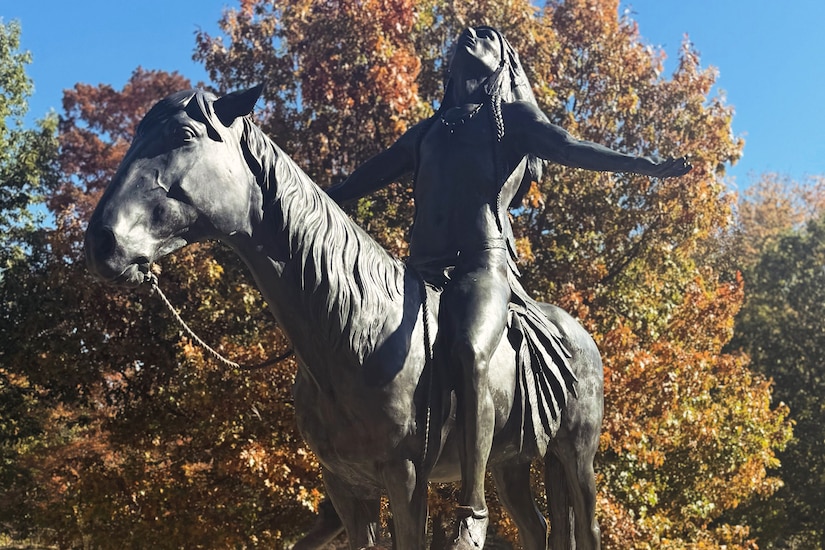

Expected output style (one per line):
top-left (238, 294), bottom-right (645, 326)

top-left (85, 223), bottom-right (150, 286)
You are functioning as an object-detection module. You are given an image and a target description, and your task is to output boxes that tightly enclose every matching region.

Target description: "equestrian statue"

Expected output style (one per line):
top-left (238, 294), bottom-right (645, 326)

top-left (85, 26), bottom-right (690, 550)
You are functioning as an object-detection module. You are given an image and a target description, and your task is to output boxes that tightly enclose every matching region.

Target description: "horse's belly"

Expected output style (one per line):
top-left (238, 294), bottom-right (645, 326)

top-left (292, 332), bottom-right (525, 485)
top-left (429, 342), bottom-right (525, 482)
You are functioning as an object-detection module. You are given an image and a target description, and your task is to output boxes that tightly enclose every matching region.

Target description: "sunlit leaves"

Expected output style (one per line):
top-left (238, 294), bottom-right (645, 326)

top-left (0, 1), bottom-right (796, 548)
top-left (599, 275), bottom-right (790, 545)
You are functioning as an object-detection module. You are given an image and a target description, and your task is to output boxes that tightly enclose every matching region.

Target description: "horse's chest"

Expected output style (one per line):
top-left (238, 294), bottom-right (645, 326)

top-left (293, 372), bottom-right (415, 480)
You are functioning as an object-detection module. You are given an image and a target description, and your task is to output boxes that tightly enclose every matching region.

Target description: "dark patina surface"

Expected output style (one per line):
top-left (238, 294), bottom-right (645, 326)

top-left (85, 27), bottom-right (688, 549)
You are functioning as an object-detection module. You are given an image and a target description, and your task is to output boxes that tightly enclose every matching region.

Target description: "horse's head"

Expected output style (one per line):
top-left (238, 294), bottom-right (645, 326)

top-left (85, 85), bottom-right (264, 286)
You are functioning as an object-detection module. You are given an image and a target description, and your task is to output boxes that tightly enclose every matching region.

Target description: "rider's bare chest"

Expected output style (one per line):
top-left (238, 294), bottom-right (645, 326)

top-left (416, 106), bottom-right (502, 192)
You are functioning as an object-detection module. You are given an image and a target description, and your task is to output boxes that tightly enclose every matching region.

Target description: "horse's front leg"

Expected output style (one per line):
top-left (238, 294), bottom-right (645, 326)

top-left (291, 498), bottom-right (345, 550)
top-left (382, 458), bottom-right (429, 550)
top-left (322, 468), bottom-right (382, 549)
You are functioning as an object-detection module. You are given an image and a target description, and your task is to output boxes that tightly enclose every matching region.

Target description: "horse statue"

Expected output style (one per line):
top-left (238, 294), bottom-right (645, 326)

top-left (85, 86), bottom-right (604, 550)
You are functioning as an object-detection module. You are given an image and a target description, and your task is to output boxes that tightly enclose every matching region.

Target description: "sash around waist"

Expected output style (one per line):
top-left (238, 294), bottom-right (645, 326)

top-left (408, 238), bottom-right (507, 288)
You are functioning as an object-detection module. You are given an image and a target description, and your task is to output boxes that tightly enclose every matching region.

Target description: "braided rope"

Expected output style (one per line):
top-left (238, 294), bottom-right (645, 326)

top-left (420, 277), bottom-right (435, 469)
top-left (145, 272), bottom-right (292, 370)
top-left (489, 90), bottom-right (506, 234)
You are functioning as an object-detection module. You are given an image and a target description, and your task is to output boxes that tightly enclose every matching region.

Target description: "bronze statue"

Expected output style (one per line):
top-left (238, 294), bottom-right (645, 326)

top-left (84, 22), bottom-right (693, 550)
top-left (328, 26), bottom-right (690, 548)
top-left (85, 84), bottom-right (606, 549)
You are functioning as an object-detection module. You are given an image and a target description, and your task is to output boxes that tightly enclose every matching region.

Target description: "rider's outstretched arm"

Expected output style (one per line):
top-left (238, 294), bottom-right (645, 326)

top-left (506, 102), bottom-right (691, 178)
top-left (326, 124), bottom-right (420, 205)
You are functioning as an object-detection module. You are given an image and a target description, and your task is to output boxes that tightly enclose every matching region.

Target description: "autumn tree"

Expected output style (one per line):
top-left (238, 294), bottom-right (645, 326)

top-left (698, 172), bottom-right (825, 280)
top-left (194, 0), bottom-right (790, 547)
top-left (719, 182), bottom-right (825, 549)
top-left (515, 4), bottom-right (789, 547)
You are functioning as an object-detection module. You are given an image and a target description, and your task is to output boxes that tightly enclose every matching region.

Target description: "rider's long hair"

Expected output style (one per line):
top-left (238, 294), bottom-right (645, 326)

top-left (436, 26), bottom-right (542, 206)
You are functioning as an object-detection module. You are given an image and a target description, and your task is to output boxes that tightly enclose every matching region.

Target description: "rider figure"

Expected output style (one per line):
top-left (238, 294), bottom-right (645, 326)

top-left (328, 26), bottom-right (691, 549)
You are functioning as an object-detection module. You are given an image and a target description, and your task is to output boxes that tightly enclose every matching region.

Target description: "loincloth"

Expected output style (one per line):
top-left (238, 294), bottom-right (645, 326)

top-left (407, 242), bottom-right (578, 456)
top-left (507, 276), bottom-right (578, 455)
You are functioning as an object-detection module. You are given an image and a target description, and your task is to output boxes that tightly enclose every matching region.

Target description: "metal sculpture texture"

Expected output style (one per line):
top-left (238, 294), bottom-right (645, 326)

top-left (326, 25), bottom-right (689, 549)
top-left (85, 85), bottom-right (606, 549)
top-left (86, 26), bottom-right (693, 546)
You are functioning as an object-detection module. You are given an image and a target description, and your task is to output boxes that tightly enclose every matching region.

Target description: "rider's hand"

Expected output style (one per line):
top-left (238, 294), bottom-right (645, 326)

top-left (638, 155), bottom-right (692, 178)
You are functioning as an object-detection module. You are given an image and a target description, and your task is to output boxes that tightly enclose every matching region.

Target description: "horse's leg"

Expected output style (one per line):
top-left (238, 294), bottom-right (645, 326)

top-left (381, 459), bottom-right (428, 550)
top-left (491, 460), bottom-right (548, 550)
top-left (291, 498), bottom-right (345, 550)
top-left (323, 469), bottom-right (382, 550)
top-left (552, 438), bottom-right (601, 550)
top-left (545, 451), bottom-right (572, 550)
top-left (570, 457), bottom-right (600, 550)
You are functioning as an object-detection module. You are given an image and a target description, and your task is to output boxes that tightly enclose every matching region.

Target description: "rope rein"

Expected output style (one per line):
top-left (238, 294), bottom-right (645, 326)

top-left (144, 273), bottom-right (293, 371)
top-left (417, 273), bottom-right (436, 472)
top-left (145, 271), bottom-right (432, 465)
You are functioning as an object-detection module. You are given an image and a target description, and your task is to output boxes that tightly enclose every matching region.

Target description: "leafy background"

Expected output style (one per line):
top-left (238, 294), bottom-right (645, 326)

top-left (1, 1), bottom-right (822, 548)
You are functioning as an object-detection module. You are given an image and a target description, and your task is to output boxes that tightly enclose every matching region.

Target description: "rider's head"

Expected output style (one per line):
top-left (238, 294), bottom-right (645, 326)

top-left (442, 26), bottom-right (543, 199)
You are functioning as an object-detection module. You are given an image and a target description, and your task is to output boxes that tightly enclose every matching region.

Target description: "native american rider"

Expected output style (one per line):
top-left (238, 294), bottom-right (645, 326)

top-left (328, 26), bottom-right (691, 549)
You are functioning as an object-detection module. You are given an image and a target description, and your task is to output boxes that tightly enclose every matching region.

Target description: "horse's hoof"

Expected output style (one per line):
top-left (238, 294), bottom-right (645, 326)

top-left (447, 506), bottom-right (489, 549)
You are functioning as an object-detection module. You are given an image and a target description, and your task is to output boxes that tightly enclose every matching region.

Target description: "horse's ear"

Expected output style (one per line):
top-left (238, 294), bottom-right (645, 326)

top-left (214, 84), bottom-right (264, 127)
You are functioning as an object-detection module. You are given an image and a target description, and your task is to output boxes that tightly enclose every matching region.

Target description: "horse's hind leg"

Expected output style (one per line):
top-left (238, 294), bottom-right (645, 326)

top-left (545, 451), bottom-right (573, 550)
top-left (322, 469), bottom-right (382, 549)
top-left (570, 457), bottom-right (600, 550)
top-left (491, 460), bottom-right (548, 550)
top-left (549, 439), bottom-right (601, 550)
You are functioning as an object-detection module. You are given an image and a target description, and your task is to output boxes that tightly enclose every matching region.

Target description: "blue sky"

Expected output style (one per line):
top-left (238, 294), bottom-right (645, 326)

top-left (5, 0), bottom-right (824, 189)
top-left (625, 0), bottom-right (825, 189)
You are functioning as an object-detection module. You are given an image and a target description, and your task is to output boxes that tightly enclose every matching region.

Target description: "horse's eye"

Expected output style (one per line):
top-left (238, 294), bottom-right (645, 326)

top-left (152, 203), bottom-right (168, 225)
top-left (171, 126), bottom-right (196, 145)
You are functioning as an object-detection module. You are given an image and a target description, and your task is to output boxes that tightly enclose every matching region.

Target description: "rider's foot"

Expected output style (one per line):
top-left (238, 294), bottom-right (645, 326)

top-left (447, 506), bottom-right (489, 550)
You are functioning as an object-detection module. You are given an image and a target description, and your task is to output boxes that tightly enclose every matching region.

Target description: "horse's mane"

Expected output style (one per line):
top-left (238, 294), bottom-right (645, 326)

top-left (157, 89), bottom-right (406, 361)
top-left (236, 111), bottom-right (407, 362)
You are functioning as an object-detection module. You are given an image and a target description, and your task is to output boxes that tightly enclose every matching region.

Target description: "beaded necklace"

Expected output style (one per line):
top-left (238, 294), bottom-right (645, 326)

top-left (439, 102), bottom-right (484, 133)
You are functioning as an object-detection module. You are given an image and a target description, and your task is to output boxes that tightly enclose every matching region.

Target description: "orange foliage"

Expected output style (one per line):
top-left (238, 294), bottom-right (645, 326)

top-left (0, 1), bottom-right (792, 548)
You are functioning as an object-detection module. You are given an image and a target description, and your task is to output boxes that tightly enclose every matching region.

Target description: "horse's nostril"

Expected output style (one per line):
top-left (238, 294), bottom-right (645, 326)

top-left (85, 223), bottom-right (120, 279)
top-left (86, 224), bottom-right (116, 267)
top-left (96, 226), bottom-right (116, 258)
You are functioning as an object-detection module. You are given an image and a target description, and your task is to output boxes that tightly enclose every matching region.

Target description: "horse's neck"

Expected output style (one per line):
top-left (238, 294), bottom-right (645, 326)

top-left (235, 125), bottom-right (407, 369)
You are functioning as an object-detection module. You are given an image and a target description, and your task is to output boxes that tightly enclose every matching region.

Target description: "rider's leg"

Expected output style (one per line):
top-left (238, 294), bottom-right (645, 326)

top-left (442, 248), bottom-right (510, 548)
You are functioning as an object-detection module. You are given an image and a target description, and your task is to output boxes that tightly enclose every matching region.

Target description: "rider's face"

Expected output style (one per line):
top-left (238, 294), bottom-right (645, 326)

top-left (450, 27), bottom-right (502, 79)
